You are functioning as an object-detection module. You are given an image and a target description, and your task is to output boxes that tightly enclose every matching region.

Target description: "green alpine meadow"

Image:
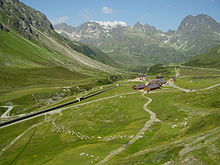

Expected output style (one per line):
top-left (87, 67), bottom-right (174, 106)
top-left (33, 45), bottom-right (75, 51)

top-left (0, 0), bottom-right (220, 164)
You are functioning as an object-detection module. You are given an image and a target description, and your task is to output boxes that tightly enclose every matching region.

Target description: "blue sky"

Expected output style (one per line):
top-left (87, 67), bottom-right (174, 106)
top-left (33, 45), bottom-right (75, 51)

top-left (20, 0), bottom-right (220, 32)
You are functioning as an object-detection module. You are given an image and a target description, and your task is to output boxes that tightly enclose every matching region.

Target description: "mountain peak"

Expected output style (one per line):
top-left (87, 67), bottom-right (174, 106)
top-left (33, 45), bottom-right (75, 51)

top-left (134, 21), bottom-right (143, 27)
top-left (54, 23), bottom-right (76, 33)
top-left (134, 21), bottom-right (143, 26)
top-left (133, 21), bottom-right (158, 33)
top-left (177, 14), bottom-right (220, 34)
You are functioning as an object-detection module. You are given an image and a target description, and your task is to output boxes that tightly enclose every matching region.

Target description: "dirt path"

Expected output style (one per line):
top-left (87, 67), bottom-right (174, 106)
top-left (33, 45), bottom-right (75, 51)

top-left (97, 92), bottom-right (160, 165)
top-left (0, 106), bottom-right (14, 118)
top-left (179, 65), bottom-right (220, 72)
top-left (172, 66), bottom-right (220, 92)
top-left (0, 122), bottom-right (44, 157)
top-left (171, 83), bottom-right (220, 93)
top-left (199, 83), bottom-right (220, 91)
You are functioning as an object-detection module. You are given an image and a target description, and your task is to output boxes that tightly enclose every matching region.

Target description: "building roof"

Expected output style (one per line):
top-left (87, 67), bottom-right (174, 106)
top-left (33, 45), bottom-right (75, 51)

top-left (145, 84), bottom-right (160, 89)
top-left (149, 79), bottom-right (160, 82)
top-left (135, 84), bottom-right (146, 88)
top-left (159, 78), bottom-right (167, 83)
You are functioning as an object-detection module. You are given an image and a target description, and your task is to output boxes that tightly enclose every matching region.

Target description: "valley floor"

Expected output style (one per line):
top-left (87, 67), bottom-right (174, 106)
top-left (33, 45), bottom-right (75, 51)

top-left (0, 67), bottom-right (220, 165)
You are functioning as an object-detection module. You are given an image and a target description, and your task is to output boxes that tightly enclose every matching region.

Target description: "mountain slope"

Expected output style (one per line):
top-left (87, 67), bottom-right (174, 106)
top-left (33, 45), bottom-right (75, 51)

top-left (62, 39), bottom-right (119, 68)
top-left (168, 14), bottom-right (220, 55)
top-left (55, 14), bottom-right (220, 67)
top-left (55, 22), bottom-right (186, 67)
top-left (0, 0), bottom-right (125, 115)
top-left (0, 0), bottom-right (119, 74)
top-left (0, 0), bottom-right (126, 92)
top-left (183, 44), bottom-right (220, 69)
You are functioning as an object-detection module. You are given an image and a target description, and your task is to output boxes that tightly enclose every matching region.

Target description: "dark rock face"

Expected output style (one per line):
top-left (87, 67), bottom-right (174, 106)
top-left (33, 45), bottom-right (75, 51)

top-left (0, 0), bottom-right (54, 38)
top-left (0, 1), bottom-right (4, 8)
top-left (0, 23), bottom-right (4, 30)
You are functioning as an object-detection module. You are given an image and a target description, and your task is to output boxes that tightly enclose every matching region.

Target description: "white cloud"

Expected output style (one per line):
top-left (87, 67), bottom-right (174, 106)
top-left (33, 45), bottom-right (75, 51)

top-left (101, 6), bottom-right (114, 14)
top-left (51, 16), bottom-right (68, 25)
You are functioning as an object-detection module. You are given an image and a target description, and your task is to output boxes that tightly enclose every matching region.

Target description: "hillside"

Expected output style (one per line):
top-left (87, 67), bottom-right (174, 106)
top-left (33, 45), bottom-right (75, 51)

top-left (0, 0), bottom-right (123, 115)
top-left (65, 40), bottom-right (119, 68)
top-left (0, 67), bottom-right (220, 165)
top-left (0, 1), bottom-right (220, 164)
top-left (0, 0), bottom-right (118, 71)
top-left (183, 44), bottom-right (220, 69)
top-left (55, 14), bottom-right (220, 68)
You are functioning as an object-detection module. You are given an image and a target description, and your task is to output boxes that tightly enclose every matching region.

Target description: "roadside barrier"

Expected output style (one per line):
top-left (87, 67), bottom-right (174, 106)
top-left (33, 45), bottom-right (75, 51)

top-left (0, 85), bottom-right (118, 128)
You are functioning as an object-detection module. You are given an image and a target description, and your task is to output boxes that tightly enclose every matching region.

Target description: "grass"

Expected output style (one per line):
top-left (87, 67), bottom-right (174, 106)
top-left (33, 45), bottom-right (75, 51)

top-left (0, 67), bottom-right (220, 164)
top-left (175, 67), bottom-right (220, 89)
top-left (0, 66), bottom-right (88, 89)
top-left (0, 76), bottom-right (121, 116)
top-left (179, 67), bottom-right (220, 76)
top-left (184, 44), bottom-right (220, 69)
top-left (0, 88), bottom-right (149, 165)
top-left (0, 29), bottom-right (123, 117)
top-left (106, 77), bottom-right (220, 164)
top-left (175, 76), bottom-right (220, 89)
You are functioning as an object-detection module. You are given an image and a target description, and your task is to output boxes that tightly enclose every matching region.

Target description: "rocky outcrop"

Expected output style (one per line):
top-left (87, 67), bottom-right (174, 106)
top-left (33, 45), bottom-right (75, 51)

top-left (0, 0), bottom-right (54, 38)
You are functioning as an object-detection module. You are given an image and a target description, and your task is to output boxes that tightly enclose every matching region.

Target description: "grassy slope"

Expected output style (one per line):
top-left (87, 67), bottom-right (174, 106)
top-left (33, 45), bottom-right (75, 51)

top-left (184, 44), bottom-right (220, 69)
top-left (0, 84), bottom-right (149, 165)
top-left (66, 40), bottom-right (119, 68)
top-left (99, 29), bottom-right (185, 68)
top-left (0, 30), bottom-right (122, 115)
top-left (0, 67), bottom-right (219, 164)
top-left (108, 68), bottom-right (220, 164)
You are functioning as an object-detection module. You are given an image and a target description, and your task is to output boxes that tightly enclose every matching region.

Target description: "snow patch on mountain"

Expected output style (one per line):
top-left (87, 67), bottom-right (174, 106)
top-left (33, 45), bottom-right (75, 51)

top-left (95, 21), bottom-right (127, 29)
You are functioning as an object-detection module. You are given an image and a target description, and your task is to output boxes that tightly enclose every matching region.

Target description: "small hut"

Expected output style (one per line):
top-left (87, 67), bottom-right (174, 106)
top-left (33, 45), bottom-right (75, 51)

top-left (132, 84), bottom-right (146, 90)
top-left (159, 78), bottom-right (167, 84)
top-left (148, 79), bottom-right (167, 86)
top-left (144, 84), bottom-right (161, 92)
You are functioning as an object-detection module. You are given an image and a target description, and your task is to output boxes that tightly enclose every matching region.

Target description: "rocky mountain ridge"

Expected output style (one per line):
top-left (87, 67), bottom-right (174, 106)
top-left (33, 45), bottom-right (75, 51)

top-left (55, 14), bottom-right (220, 67)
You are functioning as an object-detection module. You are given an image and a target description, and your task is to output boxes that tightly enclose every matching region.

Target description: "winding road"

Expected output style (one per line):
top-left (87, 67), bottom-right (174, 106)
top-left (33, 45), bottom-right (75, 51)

top-left (172, 67), bottom-right (220, 92)
top-left (179, 65), bottom-right (220, 72)
top-left (97, 92), bottom-right (160, 165)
